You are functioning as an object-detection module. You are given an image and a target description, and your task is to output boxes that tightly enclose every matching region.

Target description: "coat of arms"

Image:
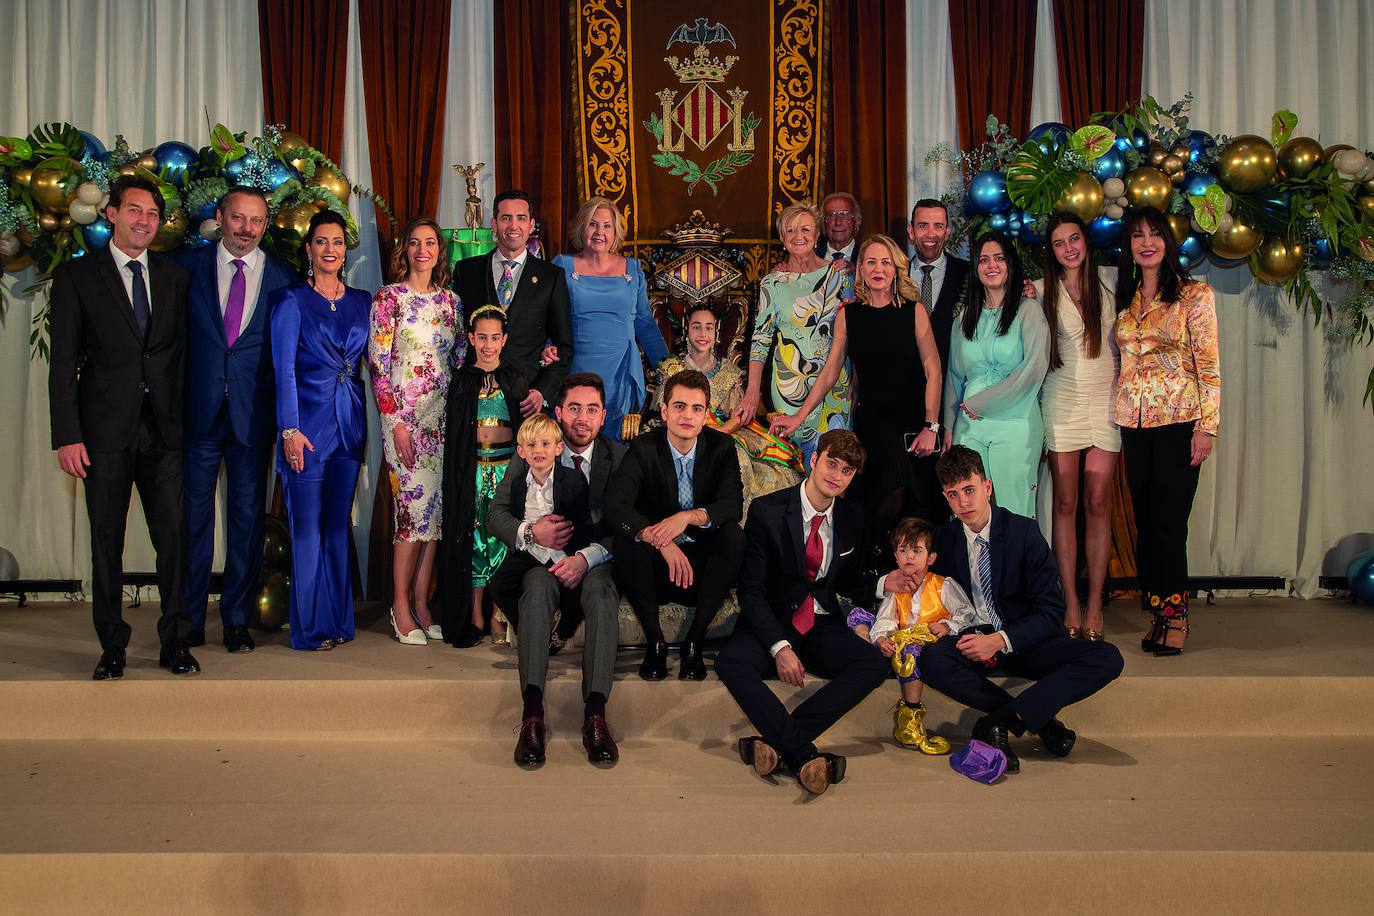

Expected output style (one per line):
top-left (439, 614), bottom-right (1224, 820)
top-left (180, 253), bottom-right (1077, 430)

top-left (642, 18), bottom-right (760, 196)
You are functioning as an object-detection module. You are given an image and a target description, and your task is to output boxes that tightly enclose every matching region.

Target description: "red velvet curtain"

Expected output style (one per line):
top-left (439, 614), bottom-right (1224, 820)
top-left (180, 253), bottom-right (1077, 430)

top-left (257, 0), bottom-right (350, 160)
top-left (1051, 0), bottom-right (1145, 125)
top-left (359, 0), bottom-right (453, 249)
top-left (493, 0), bottom-right (571, 251)
top-left (830, 0), bottom-right (908, 238)
top-left (948, 0), bottom-right (1039, 151)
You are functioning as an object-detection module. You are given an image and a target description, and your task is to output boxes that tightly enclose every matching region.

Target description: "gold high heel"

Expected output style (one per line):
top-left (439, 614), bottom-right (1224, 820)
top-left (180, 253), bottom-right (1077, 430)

top-left (1065, 626), bottom-right (1081, 639)
top-left (1083, 628), bottom-right (1103, 641)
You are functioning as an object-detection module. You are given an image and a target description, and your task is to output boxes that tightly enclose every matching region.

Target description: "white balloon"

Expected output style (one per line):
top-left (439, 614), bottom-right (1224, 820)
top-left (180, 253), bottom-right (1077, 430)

top-left (1334, 149), bottom-right (1367, 178)
top-left (1215, 213), bottom-right (1234, 234)
top-left (1105, 204), bottom-right (1124, 220)
top-left (76, 182), bottom-right (104, 205)
top-left (99, 194), bottom-right (110, 210)
top-left (69, 201), bottom-right (99, 225)
top-left (0, 233), bottom-right (20, 257)
top-left (1102, 178), bottom-right (1126, 198)
top-left (199, 218), bottom-right (221, 241)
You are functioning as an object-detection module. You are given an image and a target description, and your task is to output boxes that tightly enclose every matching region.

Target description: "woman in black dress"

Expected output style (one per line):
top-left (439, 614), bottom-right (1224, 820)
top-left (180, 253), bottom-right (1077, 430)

top-left (771, 233), bottom-right (944, 576)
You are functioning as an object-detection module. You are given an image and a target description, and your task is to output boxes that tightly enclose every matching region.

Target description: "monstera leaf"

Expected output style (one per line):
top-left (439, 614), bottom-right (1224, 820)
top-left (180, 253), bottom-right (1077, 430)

top-left (1188, 184), bottom-right (1232, 234)
top-left (1006, 140), bottom-right (1072, 215)
top-left (1271, 110), bottom-right (1298, 148)
top-left (1069, 125), bottom-right (1116, 161)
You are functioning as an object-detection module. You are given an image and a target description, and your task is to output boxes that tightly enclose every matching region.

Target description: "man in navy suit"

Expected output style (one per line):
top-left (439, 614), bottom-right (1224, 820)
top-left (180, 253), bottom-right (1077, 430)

top-left (178, 187), bottom-right (294, 652)
top-left (886, 445), bottom-right (1122, 773)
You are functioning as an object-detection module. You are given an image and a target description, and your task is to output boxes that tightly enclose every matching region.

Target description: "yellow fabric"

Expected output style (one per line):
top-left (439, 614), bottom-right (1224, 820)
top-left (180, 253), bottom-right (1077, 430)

top-left (893, 572), bottom-right (952, 629)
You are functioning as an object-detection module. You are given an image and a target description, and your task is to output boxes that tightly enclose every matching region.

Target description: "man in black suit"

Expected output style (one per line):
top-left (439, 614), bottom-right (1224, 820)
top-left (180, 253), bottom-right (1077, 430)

top-left (604, 369), bottom-right (744, 681)
top-left (815, 192), bottom-right (862, 263)
top-left (452, 189), bottom-right (573, 416)
top-left (899, 446), bottom-right (1123, 773)
top-left (907, 198), bottom-right (967, 374)
top-left (48, 175), bottom-right (198, 679)
top-left (715, 429), bottom-right (888, 796)
top-left (488, 373), bottom-right (625, 768)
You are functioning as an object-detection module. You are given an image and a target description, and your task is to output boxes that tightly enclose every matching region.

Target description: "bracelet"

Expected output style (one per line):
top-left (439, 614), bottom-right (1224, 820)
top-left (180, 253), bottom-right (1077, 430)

top-left (281, 428), bottom-right (299, 441)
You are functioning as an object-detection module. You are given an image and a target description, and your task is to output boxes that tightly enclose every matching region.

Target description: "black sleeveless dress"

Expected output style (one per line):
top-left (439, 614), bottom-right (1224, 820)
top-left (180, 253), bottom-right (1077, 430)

top-left (844, 298), bottom-right (946, 567)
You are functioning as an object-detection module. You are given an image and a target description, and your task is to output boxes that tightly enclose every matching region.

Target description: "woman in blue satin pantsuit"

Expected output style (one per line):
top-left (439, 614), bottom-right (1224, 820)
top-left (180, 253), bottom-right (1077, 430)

top-left (942, 232), bottom-right (1050, 519)
top-left (273, 210), bottom-right (372, 651)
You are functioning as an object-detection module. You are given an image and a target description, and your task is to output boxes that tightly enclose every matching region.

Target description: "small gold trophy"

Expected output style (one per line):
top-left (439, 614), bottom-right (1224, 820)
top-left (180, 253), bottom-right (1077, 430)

top-left (452, 162), bottom-right (486, 229)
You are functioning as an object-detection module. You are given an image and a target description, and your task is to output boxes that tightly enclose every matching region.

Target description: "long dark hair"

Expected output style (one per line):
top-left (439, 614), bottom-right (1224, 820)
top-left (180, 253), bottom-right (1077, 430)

top-left (1042, 212), bottom-right (1103, 369)
top-left (302, 208), bottom-right (349, 279)
top-left (1115, 207), bottom-right (1191, 312)
top-left (961, 232), bottom-right (1025, 340)
top-left (389, 215), bottom-right (453, 289)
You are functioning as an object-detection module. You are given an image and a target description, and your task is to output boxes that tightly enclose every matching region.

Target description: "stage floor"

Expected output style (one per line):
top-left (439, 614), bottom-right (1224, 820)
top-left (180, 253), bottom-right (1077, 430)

top-left (1, 596), bottom-right (1372, 914)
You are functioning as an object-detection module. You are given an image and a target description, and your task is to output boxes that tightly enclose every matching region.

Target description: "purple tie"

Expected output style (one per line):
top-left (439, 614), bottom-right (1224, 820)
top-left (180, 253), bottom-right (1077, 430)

top-left (224, 258), bottom-right (246, 347)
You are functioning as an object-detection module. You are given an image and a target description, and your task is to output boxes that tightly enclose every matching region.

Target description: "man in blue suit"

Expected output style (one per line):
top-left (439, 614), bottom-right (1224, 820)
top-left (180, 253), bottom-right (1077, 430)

top-left (879, 445), bottom-right (1122, 774)
top-left (178, 187), bottom-right (294, 652)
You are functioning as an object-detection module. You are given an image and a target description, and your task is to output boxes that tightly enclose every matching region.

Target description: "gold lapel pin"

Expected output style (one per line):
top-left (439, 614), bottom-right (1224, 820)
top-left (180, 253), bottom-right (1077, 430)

top-left (531, 275), bottom-right (539, 285)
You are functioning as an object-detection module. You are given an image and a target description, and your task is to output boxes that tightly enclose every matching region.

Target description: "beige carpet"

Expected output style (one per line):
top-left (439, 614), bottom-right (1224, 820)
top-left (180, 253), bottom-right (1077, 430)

top-left (1, 596), bottom-right (1372, 914)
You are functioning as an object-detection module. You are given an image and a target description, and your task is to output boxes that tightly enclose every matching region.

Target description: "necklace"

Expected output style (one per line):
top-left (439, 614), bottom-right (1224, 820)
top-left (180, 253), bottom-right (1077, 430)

top-left (313, 279), bottom-right (345, 311)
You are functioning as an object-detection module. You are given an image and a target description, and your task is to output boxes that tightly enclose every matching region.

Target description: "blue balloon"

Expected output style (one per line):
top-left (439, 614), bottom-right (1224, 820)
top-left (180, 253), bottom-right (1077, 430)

top-left (1111, 124), bottom-right (1150, 153)
top-left (1309, 237), bottom-right (1335, 269)
top-left (181, 232), bottom-right (211, 250)
top-left (1178, 234), bottom-right (1206, 270)
top-left (1007, 209), bottom-right (1023, 235)
top-left (153, 140), bottom-right (199, 187)
top-left (192, 197), bottom-right (219, 223)
top-left (1020, 215), bottom-right (1045, 245)
top-left (80, 216), bottom-right (113, 251)
top-left (1184, 130), bottom-right (1217, 165)
top-left (1345, 550), bottom-right (1374, 586)
top-left (1028, 121), bottom-right (1070, 153)
top-left (221, 152), bottom-right (260, 186)
top-left (987, 212), bottom-right (1010, 233)
top-left (965, 170), bottom-right (1011, 217)
top-left (1091, 145), bottom-right (1127, 182)
top-left (1181, 171), bottom-right (1218, 200)
top-left (1088, 214), bottom-right (1123, 248)
top-left (1352, 556), bottom-right (1374, 605)
top-left (79, 130), bottom-right (108, 163)
top-left (264, 158), bottom-right (301, 190)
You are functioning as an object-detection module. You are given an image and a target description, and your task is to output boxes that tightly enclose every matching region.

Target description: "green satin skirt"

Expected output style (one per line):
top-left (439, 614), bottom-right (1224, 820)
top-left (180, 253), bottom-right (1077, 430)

top-left (472, 444), bottom-right (514, 587)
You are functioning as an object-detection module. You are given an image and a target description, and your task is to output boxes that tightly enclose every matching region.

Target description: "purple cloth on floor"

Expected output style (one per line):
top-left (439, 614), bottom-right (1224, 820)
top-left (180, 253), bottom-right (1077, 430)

top-left (950, 739), bottom-right (1007, 784)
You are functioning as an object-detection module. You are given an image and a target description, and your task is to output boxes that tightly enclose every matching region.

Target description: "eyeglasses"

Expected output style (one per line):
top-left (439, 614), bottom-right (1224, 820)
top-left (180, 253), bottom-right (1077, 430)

top-left (561, 405), bottom-right (602, 417)
top-left (823, 210), bottom-right (854, 220)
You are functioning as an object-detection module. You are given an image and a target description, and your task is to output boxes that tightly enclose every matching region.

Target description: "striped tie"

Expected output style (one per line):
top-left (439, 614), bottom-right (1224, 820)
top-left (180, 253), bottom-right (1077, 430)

top-left (975, 535), bottom-right (1004, 630)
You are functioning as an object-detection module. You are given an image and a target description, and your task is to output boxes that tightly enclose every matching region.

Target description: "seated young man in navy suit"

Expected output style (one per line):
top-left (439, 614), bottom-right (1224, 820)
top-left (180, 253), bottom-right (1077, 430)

top-left (886, 445), bottom-right (1123, 774)
top-left (715, 429), bottom-right (889, 796)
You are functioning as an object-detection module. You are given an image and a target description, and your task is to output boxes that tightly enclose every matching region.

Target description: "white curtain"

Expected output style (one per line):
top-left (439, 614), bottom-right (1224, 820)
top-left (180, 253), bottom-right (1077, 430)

top-left (1142, 0), bottom-right (1374, 595)
top-left (437, 0), bottom-right (497, 231)
top-left (1028, 0), bottom-right (1062, 128)
top-left (904, 0), bottom-right (962, 205)
top-left (0, 0), bottom-right (265, 582)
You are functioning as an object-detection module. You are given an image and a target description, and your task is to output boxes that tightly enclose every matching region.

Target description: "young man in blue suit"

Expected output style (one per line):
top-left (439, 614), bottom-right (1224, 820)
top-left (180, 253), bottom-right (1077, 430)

top-left (888, 445), bottom-right (1123, 773)
top-left (178, 187), bottom-right (294, 652)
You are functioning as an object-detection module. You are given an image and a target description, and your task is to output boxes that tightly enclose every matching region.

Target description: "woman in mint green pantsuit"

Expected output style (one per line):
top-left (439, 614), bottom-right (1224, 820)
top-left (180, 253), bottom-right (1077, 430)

top-left (942, 233), bottom-right (1050, 519)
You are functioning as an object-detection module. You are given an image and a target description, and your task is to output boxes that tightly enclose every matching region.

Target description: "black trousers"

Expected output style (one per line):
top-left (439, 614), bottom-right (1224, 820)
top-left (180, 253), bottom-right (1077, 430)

top-left (714, 619), bottom-right (889, 771)
top-left (83, 404), bottom-right (190, 650)
top-left (919, 630), bottom-right (1123, 734)
top-left (853, 418), bottom-right (946, 578)
top-left (612, 525), bottom-right (744, 643)
top-left (1121, 423), bottom-right (1201, 606)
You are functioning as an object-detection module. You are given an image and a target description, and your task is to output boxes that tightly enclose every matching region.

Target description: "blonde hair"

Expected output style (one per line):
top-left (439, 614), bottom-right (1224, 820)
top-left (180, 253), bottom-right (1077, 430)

top-left (567, 196), bottom-right (627, 253)
top-left (516, 412), bottom-right (563, 447)
top-left (774, 201), bottom-right (821, 241)
top-left (853, 233), bottom-right (923, 305)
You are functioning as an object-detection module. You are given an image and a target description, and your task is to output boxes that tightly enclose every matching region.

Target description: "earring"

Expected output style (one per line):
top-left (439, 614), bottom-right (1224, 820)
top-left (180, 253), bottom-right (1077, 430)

top-left (340, 264), bottom-right (347, 282)
top-left (307, 261), bottom-right (314, 279)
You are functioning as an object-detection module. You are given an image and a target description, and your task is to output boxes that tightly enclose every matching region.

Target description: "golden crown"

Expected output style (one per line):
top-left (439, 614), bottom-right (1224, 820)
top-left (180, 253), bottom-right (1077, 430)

top-left (665, 44), bottom-right (738, 83)
top-left (661, 210), bottom-right (732, 247)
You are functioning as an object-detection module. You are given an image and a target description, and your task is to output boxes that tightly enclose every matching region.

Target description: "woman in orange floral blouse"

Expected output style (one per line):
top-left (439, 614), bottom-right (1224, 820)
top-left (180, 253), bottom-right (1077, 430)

top-left (1114, 207), bottom-right (1220, 657)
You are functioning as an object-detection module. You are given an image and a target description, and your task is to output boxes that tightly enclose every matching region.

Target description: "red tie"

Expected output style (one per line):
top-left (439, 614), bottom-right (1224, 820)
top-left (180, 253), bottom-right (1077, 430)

top-left (791, 514), bottom-right (826, 635)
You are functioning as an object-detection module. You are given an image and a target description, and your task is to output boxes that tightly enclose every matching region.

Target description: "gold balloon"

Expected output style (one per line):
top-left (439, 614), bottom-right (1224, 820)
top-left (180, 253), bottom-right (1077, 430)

top-left (36, 210), bottom-right (60, 233)
top-left (1277, 136), bottom-right (1324, 181)
top-left (1164, 213), bottom-right (1191, 246)
top-left (135, 153), bottom-right (157, 170)
top-left (1162, 154), bottom-right (1185, 175)
top-left (1356, 194), bottom-right (1374, 218)
top-left (1217, 134), bottom-right (1278, 193)
top-left (59, 215), bottom-right (74, 230)
top-left (1148, 145), bottom-right (1169, 167)
top-left (273, 200), bottom-right (328, 238)
top-left (13, 167), bottom-right (33, 188)
top-left (1209, 218), bottom-right (1264, 260)
top-left (148, 208), bottom-right (188, 252)
top-left (263, 515), bottom-right (291, 571)
top-left (277, 131), bottom-right (313, 173)
top-left (30, 157), bottom-right (81, 213)
top-left (116, 164), bottom-right (137, 177)
top-left (1170, 143), bottom-right (1190, 160)
top-left (1054, 172), bottom-right (1105, 222)
top-left (1126, 167), bottom-right (1173, 211)
top-left (1252, 235), bottom-right (1305, 284)
top-left (250, 569), bottom-right (291, 630)
top-left (308, 166), bottom-right (351, 203)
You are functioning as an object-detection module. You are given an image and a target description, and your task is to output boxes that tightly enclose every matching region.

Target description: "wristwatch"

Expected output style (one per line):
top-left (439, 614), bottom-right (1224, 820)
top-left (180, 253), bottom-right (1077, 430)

top-left (924, 421), bottom-right (941, 434)
top-left (521, 524), bottom-right (537, 550)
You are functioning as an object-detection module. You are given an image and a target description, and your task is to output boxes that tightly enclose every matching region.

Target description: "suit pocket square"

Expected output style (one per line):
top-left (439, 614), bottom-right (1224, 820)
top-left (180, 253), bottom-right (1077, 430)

top-left (838, 548), bottom-right (854, 557)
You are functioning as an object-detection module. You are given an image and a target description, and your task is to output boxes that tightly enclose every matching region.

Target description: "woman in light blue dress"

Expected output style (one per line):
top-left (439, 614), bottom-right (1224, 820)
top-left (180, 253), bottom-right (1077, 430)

top-left (553, 196), bottom-right (668, 441)
top-left (942, 232), bottom-right (1050, 519)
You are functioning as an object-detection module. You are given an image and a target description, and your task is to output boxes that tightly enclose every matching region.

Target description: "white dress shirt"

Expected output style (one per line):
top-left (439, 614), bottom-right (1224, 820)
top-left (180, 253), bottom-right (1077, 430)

top-left (109, 244), bottom-right (152, 312)
top-left (559, 443), bottom-right (611, 568)
top-left (215, 243), bottom-right (266, 338)
top-left (868, 576), bottom-right (979, 643)
top-left (824, 239), bottom-right (857, 262)
top-left (516, 470), bottom-right (566, 566)
top-left (961, 519), bottom-right (1014, 652)
top-left (490, 248), bottom-right (530, 295)
top-left (909, 252), bottom-right (949, 311)
top-left (769, 489), bottom-right (835, 658)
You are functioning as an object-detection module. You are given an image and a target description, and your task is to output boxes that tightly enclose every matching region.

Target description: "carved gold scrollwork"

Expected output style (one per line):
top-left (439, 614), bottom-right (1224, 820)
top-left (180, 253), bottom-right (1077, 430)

top-left (772, 0), bottom-right (821, 206)
top-left (577, 1), bottom-right (631, 204)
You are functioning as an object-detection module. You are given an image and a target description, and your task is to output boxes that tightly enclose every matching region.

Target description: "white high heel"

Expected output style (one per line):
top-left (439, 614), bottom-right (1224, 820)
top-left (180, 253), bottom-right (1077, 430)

top-left (390, 609), bottom-right (427, 645)
top-left (424, 624), bottom-right (443, 641)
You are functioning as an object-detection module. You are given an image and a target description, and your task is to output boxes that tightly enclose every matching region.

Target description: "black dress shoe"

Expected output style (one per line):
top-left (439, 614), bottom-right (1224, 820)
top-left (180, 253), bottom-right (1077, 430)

top-left (223, 625), bottom-right (255, 654)
top-left (92, 647), bottom-right (126, 680)
top-left (187, 628), bottom-right (206, 648)
top-left (678, 639), bottom-right (707, 680)
top-left (639, 641), bottom-right (668, 680)
top-left (158, 643), bottom-right (202, 676)
top-left (450, 621), bottom-right (487, 649)
top-left (972, 715), bottom-right (1020, 773)
top-left (1037, 718), bottom-right (1077, 758)
top-left (514, 715), bottom-right (546, 768)
top-left (737, 736), bottom-right (781, 777)
top-left (582, 714), bottom-right (619, 766)
top-left (819, 751), bottom-right (847, 784)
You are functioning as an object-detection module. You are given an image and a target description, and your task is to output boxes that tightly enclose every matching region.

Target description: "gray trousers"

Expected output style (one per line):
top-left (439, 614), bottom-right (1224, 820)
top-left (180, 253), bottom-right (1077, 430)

top-left (489, 553), bottom-right (619, 700)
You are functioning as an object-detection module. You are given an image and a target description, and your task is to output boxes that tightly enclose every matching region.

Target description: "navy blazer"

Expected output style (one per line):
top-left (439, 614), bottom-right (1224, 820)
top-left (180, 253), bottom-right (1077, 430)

top-left (177, 244), bottom-right (294, 446)
top-left (603, 425), bottom-right (743, 538)
top-left (931, 505), bottom-right (1065, 651)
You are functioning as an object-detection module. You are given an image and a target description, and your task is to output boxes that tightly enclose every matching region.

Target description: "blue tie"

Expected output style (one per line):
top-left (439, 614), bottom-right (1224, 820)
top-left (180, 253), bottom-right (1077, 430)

top-left (976, 534), bottom-right (1003, 630)
top-left (675, 456), bottom-right (694, 544)
top-left (126, 259), bottom-right (150, 337)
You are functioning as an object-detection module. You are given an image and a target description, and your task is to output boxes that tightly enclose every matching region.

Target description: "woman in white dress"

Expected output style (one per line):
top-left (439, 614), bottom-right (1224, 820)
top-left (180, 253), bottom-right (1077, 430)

top-left (1034, 213), bottom-right (1119, 641)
